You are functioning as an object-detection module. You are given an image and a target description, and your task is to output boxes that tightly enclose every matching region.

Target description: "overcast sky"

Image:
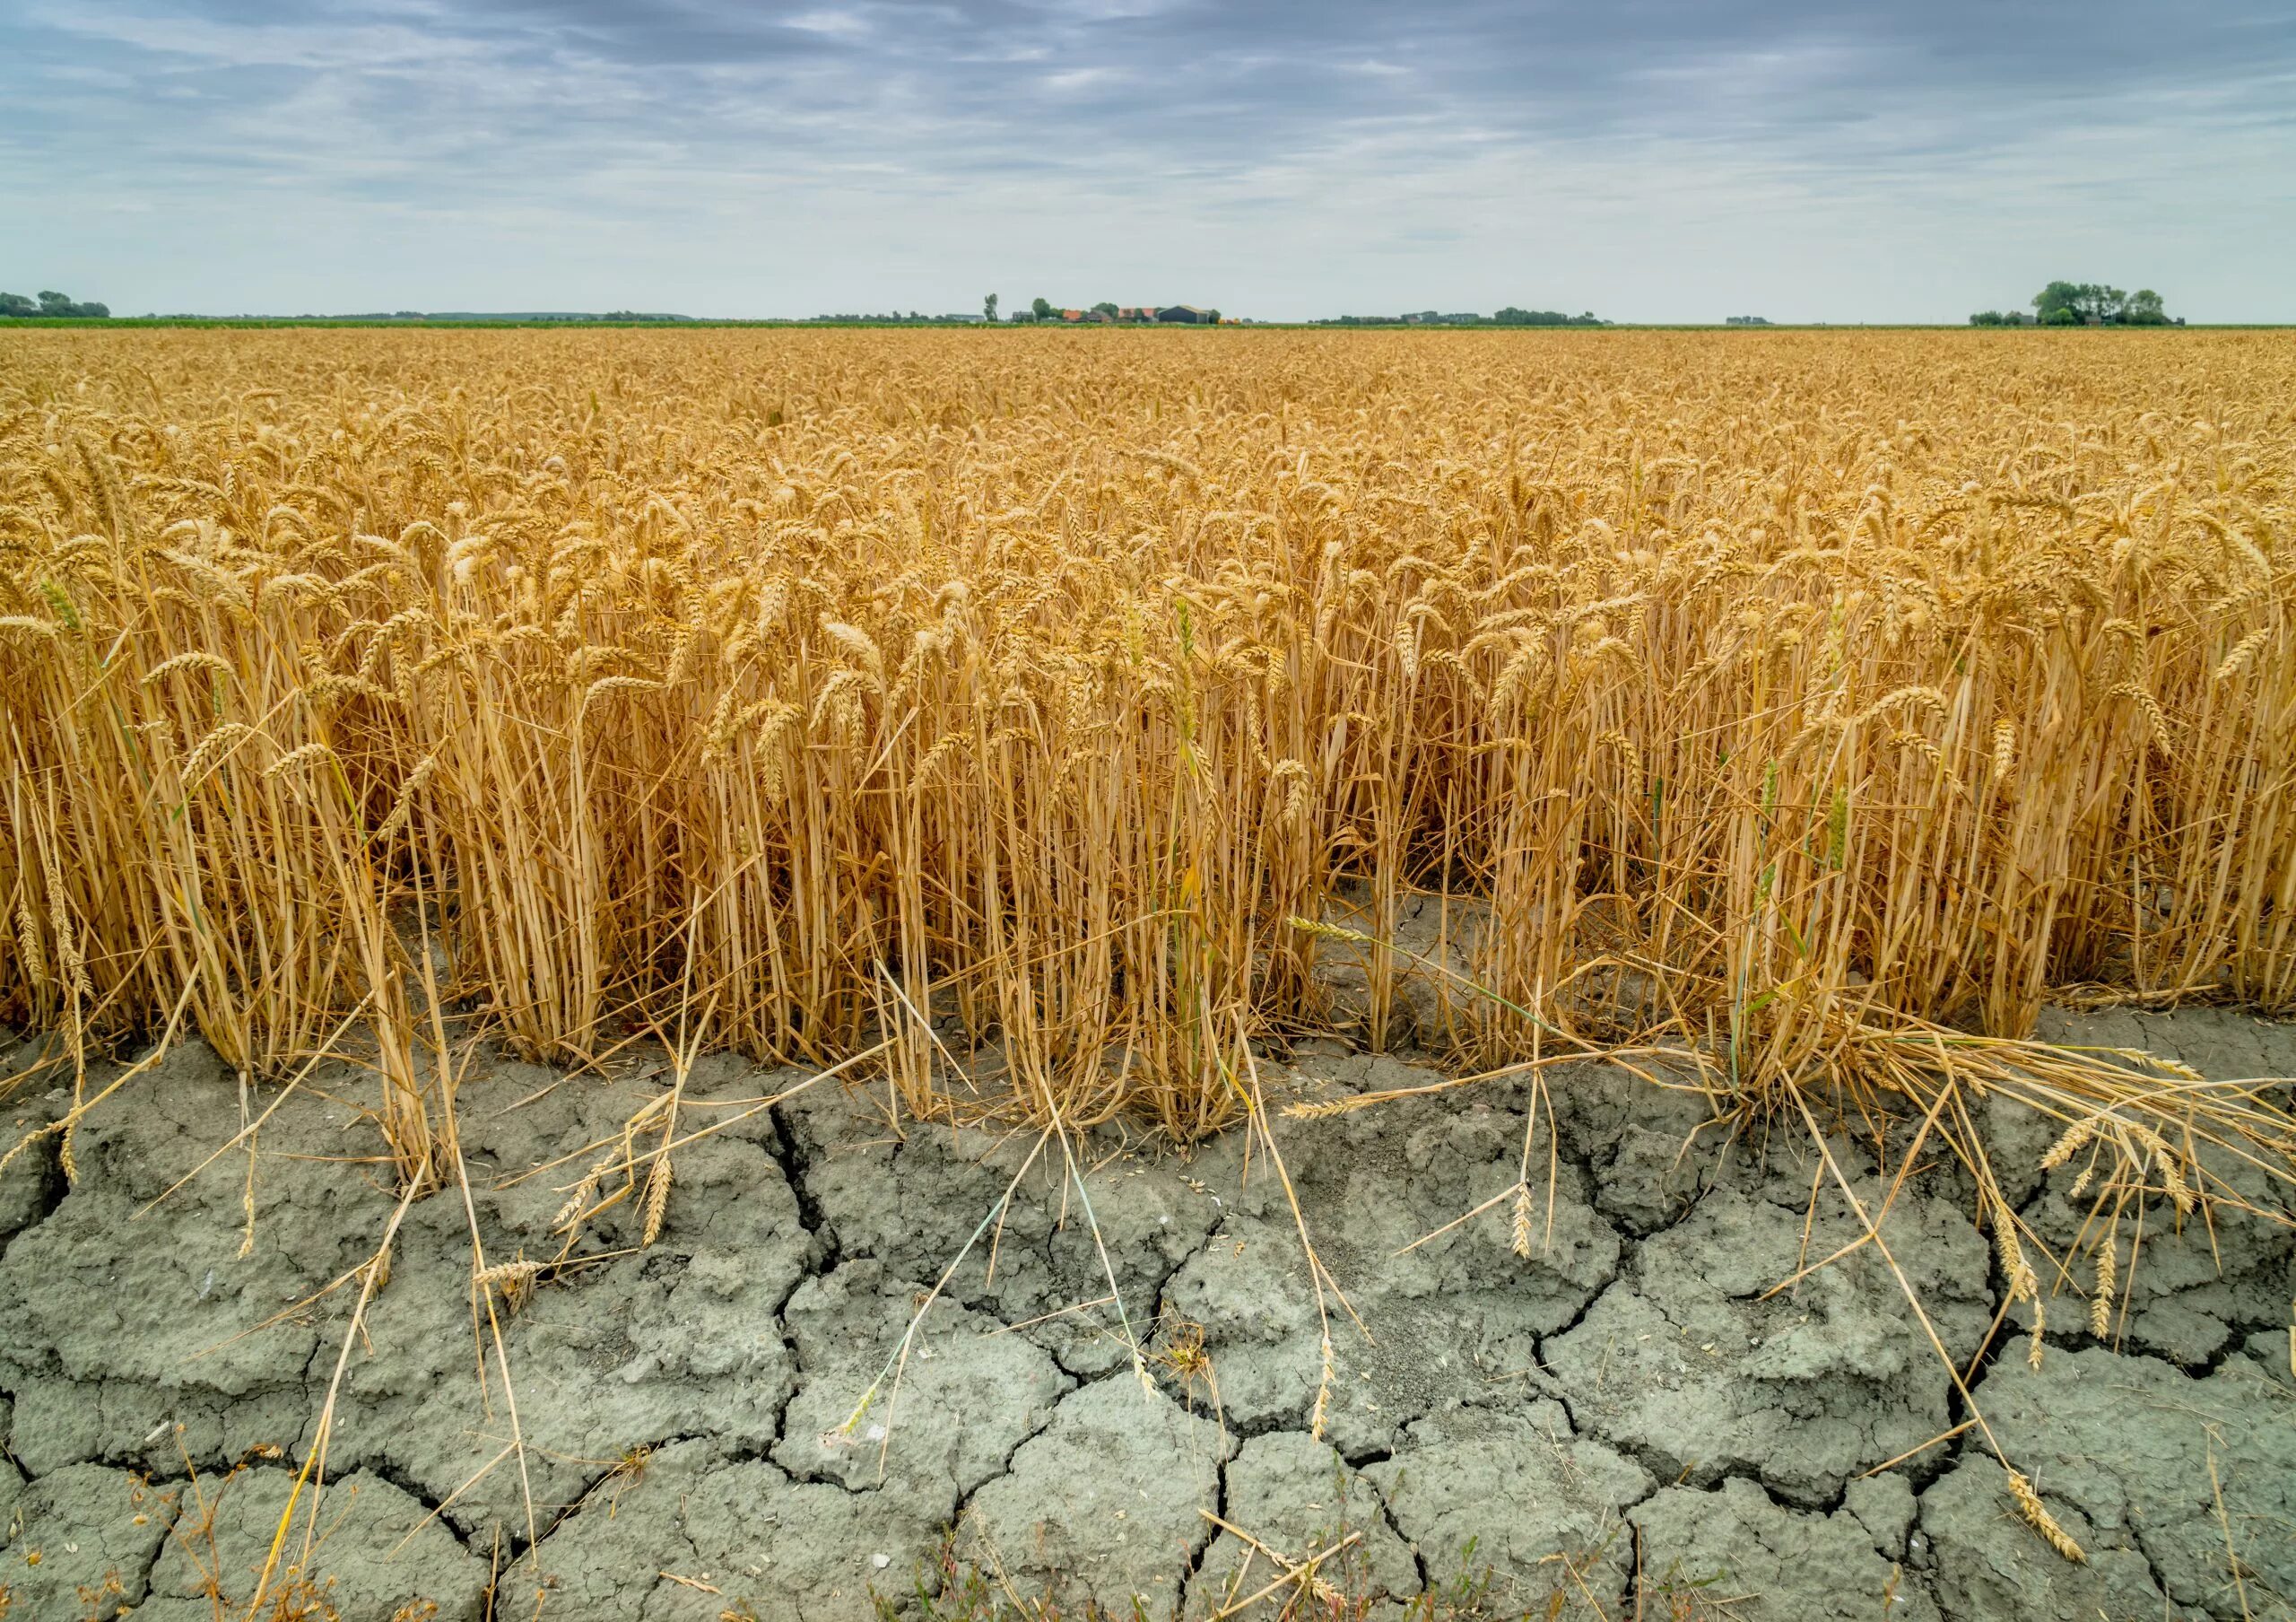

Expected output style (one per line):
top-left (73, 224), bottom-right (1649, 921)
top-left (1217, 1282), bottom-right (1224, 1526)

top-left (3, 1), bottom-right (2292, 322)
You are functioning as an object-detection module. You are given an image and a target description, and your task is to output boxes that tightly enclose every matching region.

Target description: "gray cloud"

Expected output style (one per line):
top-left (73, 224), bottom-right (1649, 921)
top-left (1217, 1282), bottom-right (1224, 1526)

top-left (3, 0), bottom-right (2291, 318)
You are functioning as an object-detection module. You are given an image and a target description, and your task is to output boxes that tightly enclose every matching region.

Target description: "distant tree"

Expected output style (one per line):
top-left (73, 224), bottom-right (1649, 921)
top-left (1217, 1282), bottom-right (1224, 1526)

top-left (1091, 301), bottom-right (1118, 318)
top-left (2032, 282), bottom-right (2082, 322)
top-left (1031, 296), bottom-right (1054, 321)
top-left (1970, 310), bottom-right (2009, 326)
top-left (20, 290), bottom-right (109, 318)
top-left (2124, 288), bottom-right (2169, 325)
top-left (2032, 281), bottom-right (2162, 325)
top-left (982, 293), bottom-right (998, 323)
top-left (1203, 309), bottom-right (1221, 324)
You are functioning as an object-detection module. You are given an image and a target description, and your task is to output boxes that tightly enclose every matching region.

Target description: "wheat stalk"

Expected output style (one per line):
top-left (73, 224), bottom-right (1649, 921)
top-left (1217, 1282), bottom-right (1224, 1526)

top-left (2007, 1469), bottom-right (2088, 1563)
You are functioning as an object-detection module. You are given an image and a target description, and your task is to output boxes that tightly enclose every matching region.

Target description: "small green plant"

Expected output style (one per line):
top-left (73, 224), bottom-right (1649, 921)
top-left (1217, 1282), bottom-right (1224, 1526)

top-left (1397, 1539), bottom-right (1500, 1618)
top-left (1639, 1558), bottom-right (1737, 1621)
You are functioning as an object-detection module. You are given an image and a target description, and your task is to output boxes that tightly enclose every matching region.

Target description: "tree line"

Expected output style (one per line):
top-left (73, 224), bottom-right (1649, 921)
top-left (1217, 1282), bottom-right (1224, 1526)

top-left (1, 290), bottom-right (111, 318)
top-left (1971, 283), bottom-right (2173, 327)
top-left (1001, 298), bottom-right (1225, 324)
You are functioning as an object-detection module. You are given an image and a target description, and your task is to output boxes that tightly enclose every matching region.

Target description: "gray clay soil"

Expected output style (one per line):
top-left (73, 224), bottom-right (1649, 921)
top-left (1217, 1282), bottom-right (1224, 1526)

top-left (0, 1007), bottom-right (2290, 1619)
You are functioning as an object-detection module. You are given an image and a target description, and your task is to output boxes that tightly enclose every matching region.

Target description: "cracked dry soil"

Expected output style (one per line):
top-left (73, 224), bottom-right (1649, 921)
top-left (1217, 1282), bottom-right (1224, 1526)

top-left (0, 1007), bottom-right (2290, 1621)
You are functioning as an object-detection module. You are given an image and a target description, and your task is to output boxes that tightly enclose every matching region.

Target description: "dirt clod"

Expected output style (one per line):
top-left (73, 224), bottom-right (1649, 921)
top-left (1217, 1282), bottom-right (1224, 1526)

top-left (1362, 1400), bottom-right (1651, 1616)
top-left (961, 1375), bottom-right (1231, 1613)
top-left (1633, 1476), bottom-right (1943, 1620)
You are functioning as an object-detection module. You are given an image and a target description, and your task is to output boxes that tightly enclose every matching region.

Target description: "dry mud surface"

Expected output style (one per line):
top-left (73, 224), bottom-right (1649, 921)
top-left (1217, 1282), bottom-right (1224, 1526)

top-left (0, 1009), bottom-right (2291, 1620)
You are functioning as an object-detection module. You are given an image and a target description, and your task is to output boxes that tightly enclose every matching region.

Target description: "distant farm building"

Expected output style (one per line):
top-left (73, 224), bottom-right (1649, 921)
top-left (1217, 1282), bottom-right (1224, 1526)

top-left (1157, 305), bottom-right (1213, 324)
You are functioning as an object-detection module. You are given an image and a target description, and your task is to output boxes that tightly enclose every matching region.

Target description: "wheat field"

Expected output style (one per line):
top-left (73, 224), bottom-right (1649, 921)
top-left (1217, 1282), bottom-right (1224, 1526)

top-left (2, 327), bottom-right (2292, 1191)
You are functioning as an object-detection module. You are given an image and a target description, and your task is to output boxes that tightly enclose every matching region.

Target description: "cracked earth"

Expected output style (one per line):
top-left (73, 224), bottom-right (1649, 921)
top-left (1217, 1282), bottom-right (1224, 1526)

top-left (0, 1007), bottom-right (2291, 1620)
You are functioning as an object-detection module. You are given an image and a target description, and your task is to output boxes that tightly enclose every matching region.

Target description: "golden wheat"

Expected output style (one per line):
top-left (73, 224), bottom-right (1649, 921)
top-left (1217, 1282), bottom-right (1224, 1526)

top-left (1, 327), bottom-right (2292, 1173)
top-left (2007, 1469), bottom-right (2088, 1564)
